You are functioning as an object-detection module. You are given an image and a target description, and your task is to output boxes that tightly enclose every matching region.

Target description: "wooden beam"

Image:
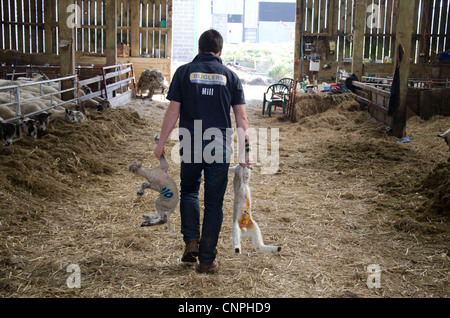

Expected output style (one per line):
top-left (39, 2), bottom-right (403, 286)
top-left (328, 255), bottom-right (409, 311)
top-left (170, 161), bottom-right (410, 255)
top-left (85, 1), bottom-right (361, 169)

top-left (44, 0), bottom-right (54, 54)
top-left (294, 0), bottom-right (302, 81)
top-left (105, 0), bottom-right (118, 65)
top-left (58, 0), bottom-right (76, 100)
top-left (130, 0), bottom-right (140, 57)
top-left (166, 0), bottom-right (173, 59)
top-left (352, 0), bottom-right (366, 80)
top-left (391, 0), bottom-right (415, 138)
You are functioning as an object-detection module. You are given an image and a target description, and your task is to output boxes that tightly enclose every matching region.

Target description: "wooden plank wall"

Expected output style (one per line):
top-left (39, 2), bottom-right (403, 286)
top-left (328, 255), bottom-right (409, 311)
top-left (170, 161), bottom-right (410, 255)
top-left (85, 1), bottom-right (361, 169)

top-left (75, 0), bottom-right (106, 54)
top-left (0, 0), bottom-right (172, 82)
top-left (295, 0), bottom-right (450, 81)
top-left (1, 0), bottom-right (46, 54)
top-left (138, 0), bottom-right (170, 58)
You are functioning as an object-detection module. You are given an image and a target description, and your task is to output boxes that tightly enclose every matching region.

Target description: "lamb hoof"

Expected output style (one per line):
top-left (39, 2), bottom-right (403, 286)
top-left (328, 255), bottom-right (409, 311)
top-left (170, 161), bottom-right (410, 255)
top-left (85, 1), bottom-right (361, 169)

top-left (141, 219), bottom-right (167, 227)
top-left (234, 248), bottom-right (240, 254)
top-left (277, 246), bottom-right (282, 252)
top-left (137, 189), bottom-right (145, 197)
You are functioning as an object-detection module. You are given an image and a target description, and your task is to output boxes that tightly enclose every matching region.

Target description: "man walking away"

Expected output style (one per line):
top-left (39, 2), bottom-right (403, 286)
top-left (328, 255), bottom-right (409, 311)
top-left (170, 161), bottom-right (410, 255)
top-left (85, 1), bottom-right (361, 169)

top-left (153, 29), bottom-right (250, 273)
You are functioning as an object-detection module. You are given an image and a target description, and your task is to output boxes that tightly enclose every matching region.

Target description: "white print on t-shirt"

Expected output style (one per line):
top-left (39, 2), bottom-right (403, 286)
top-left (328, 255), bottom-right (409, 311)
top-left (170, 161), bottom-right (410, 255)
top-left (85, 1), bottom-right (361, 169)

top-left (202, 87), bottom-right (214, 96)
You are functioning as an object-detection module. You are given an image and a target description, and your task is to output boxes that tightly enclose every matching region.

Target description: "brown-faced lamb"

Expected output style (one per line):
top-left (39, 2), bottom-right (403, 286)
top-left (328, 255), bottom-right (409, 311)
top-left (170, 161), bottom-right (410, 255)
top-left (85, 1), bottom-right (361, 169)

top-left (128, 135), bottom-right (179, 232)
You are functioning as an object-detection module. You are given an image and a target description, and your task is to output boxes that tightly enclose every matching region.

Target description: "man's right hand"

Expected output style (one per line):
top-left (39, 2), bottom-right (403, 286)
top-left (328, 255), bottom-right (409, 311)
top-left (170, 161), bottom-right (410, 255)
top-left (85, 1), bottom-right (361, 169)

top-left (154, 143), bottom-right (165, 160)
top-left (240, 157), bottom-right (253, 169)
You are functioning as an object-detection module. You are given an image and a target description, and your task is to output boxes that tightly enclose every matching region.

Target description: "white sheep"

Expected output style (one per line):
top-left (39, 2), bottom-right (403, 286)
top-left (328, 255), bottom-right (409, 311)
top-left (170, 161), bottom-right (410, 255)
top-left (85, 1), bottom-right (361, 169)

top-left (48, 107), bottom-right (85, 123)
top-left (230, 139), bottom-right (281, 254)
top-left (0, 105), bottom-right (16, 120)
top-left (128, 135), bottom-right (179, 232)
top-left (438, 128), bottom-right (450, 153)
top-left (0, 92), bottom-right (14, 104)
top-left (77, 88), bottom-right (106, 110)
top-left (20, 102), bottom-right (45, 115)
top-left (19, 84), bottom-right (61, 100)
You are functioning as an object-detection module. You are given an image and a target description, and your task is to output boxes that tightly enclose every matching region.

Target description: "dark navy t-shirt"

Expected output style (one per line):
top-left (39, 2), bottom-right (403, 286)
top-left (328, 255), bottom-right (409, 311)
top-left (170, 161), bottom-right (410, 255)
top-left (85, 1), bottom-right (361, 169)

top-left (166, 53), bottom-right (246, 134)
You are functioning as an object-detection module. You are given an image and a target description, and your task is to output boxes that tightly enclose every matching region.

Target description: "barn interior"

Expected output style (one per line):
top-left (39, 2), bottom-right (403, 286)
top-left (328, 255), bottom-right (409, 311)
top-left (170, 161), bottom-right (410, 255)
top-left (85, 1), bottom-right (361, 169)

top-left (0, 0), bottom-right (449, 299)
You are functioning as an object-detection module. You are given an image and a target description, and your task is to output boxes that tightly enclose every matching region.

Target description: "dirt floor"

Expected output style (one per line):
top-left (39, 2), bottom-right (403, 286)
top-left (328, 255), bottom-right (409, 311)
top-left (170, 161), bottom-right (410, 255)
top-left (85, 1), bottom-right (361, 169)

top-left (0, 88), bottom-right (449, 298)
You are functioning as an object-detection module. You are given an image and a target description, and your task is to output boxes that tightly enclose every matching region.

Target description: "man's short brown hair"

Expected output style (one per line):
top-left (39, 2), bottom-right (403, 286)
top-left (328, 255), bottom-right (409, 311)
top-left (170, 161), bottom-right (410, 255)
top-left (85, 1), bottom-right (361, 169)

top-left (198, 29), bottom-right (223, 54)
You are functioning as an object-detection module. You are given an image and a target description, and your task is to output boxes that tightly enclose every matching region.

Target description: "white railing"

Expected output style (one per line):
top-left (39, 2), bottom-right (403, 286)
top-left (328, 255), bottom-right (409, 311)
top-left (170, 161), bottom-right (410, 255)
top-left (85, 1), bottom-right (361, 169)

top-left (360, 76), bottom-right (449, 89)
top-left (1, 75), bottom-right (78, 124)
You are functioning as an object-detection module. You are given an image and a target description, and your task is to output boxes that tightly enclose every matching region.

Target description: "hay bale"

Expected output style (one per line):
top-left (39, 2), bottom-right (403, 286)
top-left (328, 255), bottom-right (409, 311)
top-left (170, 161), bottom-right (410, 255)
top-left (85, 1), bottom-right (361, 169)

top-left (417, 162), bottom-right (450, 216)
top-left (0, 108), bottom-right (147, 201)
top-left (136, 68), bottom-right (168, 100)
top-left (291, 93), bottom-right (359, 122)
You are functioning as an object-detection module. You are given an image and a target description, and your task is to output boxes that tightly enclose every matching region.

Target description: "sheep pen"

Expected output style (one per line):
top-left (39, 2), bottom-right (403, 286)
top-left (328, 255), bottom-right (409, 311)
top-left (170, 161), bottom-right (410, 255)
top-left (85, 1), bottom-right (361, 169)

top-left (0, 93), bottom-right (449, 298)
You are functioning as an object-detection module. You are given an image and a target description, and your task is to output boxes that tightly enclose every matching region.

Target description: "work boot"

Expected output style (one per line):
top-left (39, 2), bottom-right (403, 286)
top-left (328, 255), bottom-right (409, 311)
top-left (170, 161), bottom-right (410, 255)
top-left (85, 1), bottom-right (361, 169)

top-left (181, 240), bottom-right (199, 263)
top-left (198, 259), bottom-right (219, 274)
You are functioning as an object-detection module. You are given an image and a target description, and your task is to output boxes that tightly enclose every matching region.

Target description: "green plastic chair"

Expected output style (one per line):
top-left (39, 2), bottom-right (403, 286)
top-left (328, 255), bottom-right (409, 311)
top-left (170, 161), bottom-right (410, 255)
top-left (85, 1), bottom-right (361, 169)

top-left (278, 78), bottom-right (295, 91)
top-left (263, 84), bottom-right (290, 117)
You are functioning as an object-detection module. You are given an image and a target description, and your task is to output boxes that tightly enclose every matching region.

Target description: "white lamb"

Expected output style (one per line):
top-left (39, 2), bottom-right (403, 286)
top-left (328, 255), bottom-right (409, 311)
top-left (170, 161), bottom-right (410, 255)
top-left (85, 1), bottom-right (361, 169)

top-left (438, 129), bottom-right (450, 151)
top-left (47, 107), bottom-right (86, 123)
top-left (230, 139), bottom-right (281, 254)
top-left (128, 135), bottom-right (179, 232)
top-left (438, 129), bottom-right (450, 161)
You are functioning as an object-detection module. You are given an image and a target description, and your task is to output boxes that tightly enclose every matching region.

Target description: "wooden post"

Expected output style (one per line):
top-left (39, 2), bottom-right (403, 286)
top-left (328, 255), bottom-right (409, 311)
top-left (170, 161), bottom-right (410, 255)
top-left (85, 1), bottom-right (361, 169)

top-left (166, 0), bottom-right (173, 59)
top-left (352, 0), bottom-right (366, 80)
top-left (58, 0), bottom-right (76, 100)
top-left (130, 0), bottom-right (140, 57)
top-left (391, 0), bottom-right (414, 138)
top-left (44, 0), bottom-right (54, 54)
top-left (294, 0), bottom-right (302, 82)
top-left (105, 0), bottom-right (118, 66)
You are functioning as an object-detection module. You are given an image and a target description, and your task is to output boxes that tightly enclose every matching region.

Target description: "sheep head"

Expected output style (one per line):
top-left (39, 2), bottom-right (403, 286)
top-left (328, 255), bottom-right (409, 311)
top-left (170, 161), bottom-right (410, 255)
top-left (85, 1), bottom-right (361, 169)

top-left (35, 112), bottom-right (51, 131)
top-left (65, 108), bottom-right (78, 123)
top-left (129, 162), bottom-right (143, 174)
top-left (23, 118), bottom-right (38, 139)
top-left (0, 122), bottom-right (16, 146)
top-left (74, 111), bottom-right (86, 123)
top-left (230, 164), bottom-right (252, 185)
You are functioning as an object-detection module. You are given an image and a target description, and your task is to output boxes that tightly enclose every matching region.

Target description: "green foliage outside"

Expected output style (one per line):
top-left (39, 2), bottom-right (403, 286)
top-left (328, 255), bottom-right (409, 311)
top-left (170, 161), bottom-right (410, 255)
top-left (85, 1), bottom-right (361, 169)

top-left (222, 42), bottom-right (294, 80)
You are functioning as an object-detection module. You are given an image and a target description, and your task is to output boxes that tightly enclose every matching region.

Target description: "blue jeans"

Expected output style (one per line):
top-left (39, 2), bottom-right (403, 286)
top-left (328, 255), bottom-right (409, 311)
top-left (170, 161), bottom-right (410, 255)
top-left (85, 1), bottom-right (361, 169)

top-left (180, 139), bottom-right (230, 266)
